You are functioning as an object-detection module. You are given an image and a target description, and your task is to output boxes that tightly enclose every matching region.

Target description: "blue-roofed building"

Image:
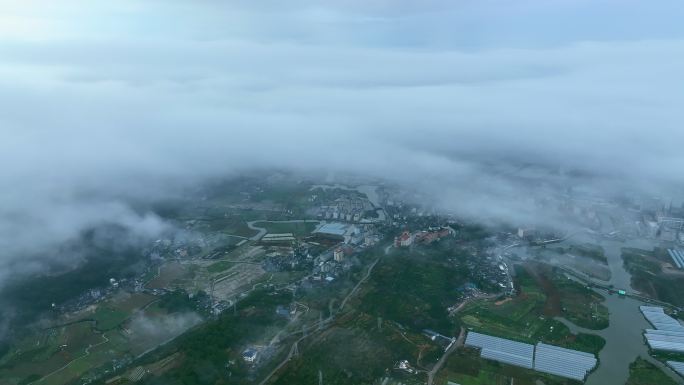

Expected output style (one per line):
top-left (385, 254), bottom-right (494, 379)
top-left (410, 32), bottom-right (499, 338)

top-left (315, 222), bottom-right (348, 236)
top-left (242, 348), bottom-right (258, 363)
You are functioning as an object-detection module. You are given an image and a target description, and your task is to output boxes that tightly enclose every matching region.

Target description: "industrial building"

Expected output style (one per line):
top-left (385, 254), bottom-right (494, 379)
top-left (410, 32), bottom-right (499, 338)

top-left (465, 332), bottom-right (598, 380)
top-left (640, 306), bottom-right (684, 331)
top-left (313, 222), bottom-right (358, 243)
top-left (261, 233), bottom-right (295, 244)
top-left (315, 223), bottom-right (347, 237)
top-left (668, 249), bottom-right (684, 269)
top-left (465, 332), bottom-right (534, 369)
top-left (534, 342), bottom-right (597, 381)
top-left (666, 361), bottom-right (684, 377)
top-left (640, 306), bottom-right (684, 353)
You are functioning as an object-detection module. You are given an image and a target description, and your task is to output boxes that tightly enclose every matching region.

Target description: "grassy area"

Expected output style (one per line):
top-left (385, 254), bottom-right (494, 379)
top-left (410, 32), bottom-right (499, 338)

top-left (623, 248), bottom-right (684, 307)
top-left (130, 289), bottom-right (293, 385)
top-left (0, 226), bottom-right (149, 341)
top-left (568, 243), bottom-right (607, 264)
top-left (551, 273), bottom-right (609, 330)
top-left (194, 215), bottom-right (257, 238)
top-left (92, 307), bottom-right (129, 331)
top-left (146, 263), bottom-right (188, 289)
top-left (623, 248), bottom-right (662, 275)
top-left (272, 312), bottom-right (428, 385)
top-left (356, 245), bottom-right (470, 335)
top-left (626, 357), bottom-right (678, 385)
top-left (0, 322), bottom-right (112, 385)
top-left (458, 265), bottom-right (606, 355)
top-left (206, 260), bottom-right (234, 273)
top-left (270, 246), bottom-right (458, 385)
top-left (124, 246), bottom-right (449, 385)
top-left (252, 221), bottom-right (317, 237)
top-left (0, 291), bottom-right (162, 384)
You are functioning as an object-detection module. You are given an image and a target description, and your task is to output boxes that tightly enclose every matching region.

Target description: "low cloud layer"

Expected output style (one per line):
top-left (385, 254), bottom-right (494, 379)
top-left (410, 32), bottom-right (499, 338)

top-left (128, 311), bottom-right (203, 342)
top-left (1, 1), bottom-right (684, 282)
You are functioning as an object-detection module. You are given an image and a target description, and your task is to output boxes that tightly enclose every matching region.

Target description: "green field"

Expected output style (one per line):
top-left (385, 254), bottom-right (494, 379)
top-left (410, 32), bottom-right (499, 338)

top-left (206, 260), bottom-right (235, 273)
top-left (567, 243), bottom-right (607, 264)
top-left (0, 322), bottom-right (117, 385)
top-left (131, 289), bottom-right (293, 385)
top-left (357, 246), bottom-right (469, 335)
top-left (625, 357), bottom-right (678, 385)
top-left (623, 248), bottom-right (684, 307)
top-left (128, 245), bottom-right (452, 385)
top-left (458, 265), bottom-right (606, 355)
top-left (0, 291), bottom-right (174, 385)
top-left (195, 215), bottom-right (257, 238)
top-left (253, 221), bottom-right (318, 237)
top-left (551, 272), bottom-right (609, 330)
top-left (92, 307), bottom-right (128, 331)
top-left (272, 312), bottom-right (429, 385)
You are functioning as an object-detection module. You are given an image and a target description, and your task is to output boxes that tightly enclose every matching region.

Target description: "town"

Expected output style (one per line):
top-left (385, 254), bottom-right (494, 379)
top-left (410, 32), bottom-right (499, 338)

top-left (3, 175), bottom-right (684, 385)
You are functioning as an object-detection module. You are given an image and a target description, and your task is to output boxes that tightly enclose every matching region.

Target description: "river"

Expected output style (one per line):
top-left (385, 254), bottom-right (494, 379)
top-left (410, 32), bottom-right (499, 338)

top-left (548, 237), bottom-right (684, 385)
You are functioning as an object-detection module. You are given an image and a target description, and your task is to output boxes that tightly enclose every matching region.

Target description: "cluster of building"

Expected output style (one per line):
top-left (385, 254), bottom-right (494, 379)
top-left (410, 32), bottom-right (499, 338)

top-left (393, 226), bottom-right (454, 248)
top-left (257, 221), bottom-right (381, 285)
top-left (638, 202), bottom-right (684, 243)
top-left (465, 331), bottom-right (597, 381)
top-left (310, 244), bottom-right (356, 283)
top-left (315, 194), bottom-right (374, 223)
top-left (462, 248), bottom-right (515, 295)
top-left (313, 222), bottom-right (380, 247)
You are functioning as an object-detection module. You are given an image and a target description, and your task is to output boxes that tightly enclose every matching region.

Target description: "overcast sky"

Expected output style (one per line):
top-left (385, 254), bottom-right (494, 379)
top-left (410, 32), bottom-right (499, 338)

top-left (1, 0), bottom-right (684, 281)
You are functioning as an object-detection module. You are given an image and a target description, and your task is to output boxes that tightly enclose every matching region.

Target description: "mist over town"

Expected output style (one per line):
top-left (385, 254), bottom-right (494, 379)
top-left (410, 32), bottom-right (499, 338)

top-left (1, 1), bottom-right (684, 385)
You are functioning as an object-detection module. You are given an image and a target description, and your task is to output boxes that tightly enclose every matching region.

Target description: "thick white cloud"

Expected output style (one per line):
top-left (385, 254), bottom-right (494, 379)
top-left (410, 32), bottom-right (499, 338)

top-left (1, 0), bottom-right (684, 279)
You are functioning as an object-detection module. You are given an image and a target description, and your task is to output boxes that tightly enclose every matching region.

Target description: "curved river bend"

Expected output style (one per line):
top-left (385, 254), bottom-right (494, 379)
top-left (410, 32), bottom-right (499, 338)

top-left (547, 238), bottom-right (683, 385)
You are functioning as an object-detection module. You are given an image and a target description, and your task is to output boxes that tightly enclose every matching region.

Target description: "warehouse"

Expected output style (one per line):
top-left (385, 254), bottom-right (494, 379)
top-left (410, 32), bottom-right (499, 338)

top-left (465, 332), bottom-right (534, 369)
top-left (641, 306), bottom-right (684, 353)
top-left (640, 306), bottom-right (684, 332)
top-left (667, 361), bottom-right (684, 377)
top-left (534, 342), bottom-right (597, 381)
top-left (668, 249), bottom-right (684, 269)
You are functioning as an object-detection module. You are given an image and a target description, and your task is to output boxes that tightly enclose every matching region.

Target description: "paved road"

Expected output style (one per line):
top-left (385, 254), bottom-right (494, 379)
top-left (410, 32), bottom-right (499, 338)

top-left (427, 327), bottom-right (464, 385)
